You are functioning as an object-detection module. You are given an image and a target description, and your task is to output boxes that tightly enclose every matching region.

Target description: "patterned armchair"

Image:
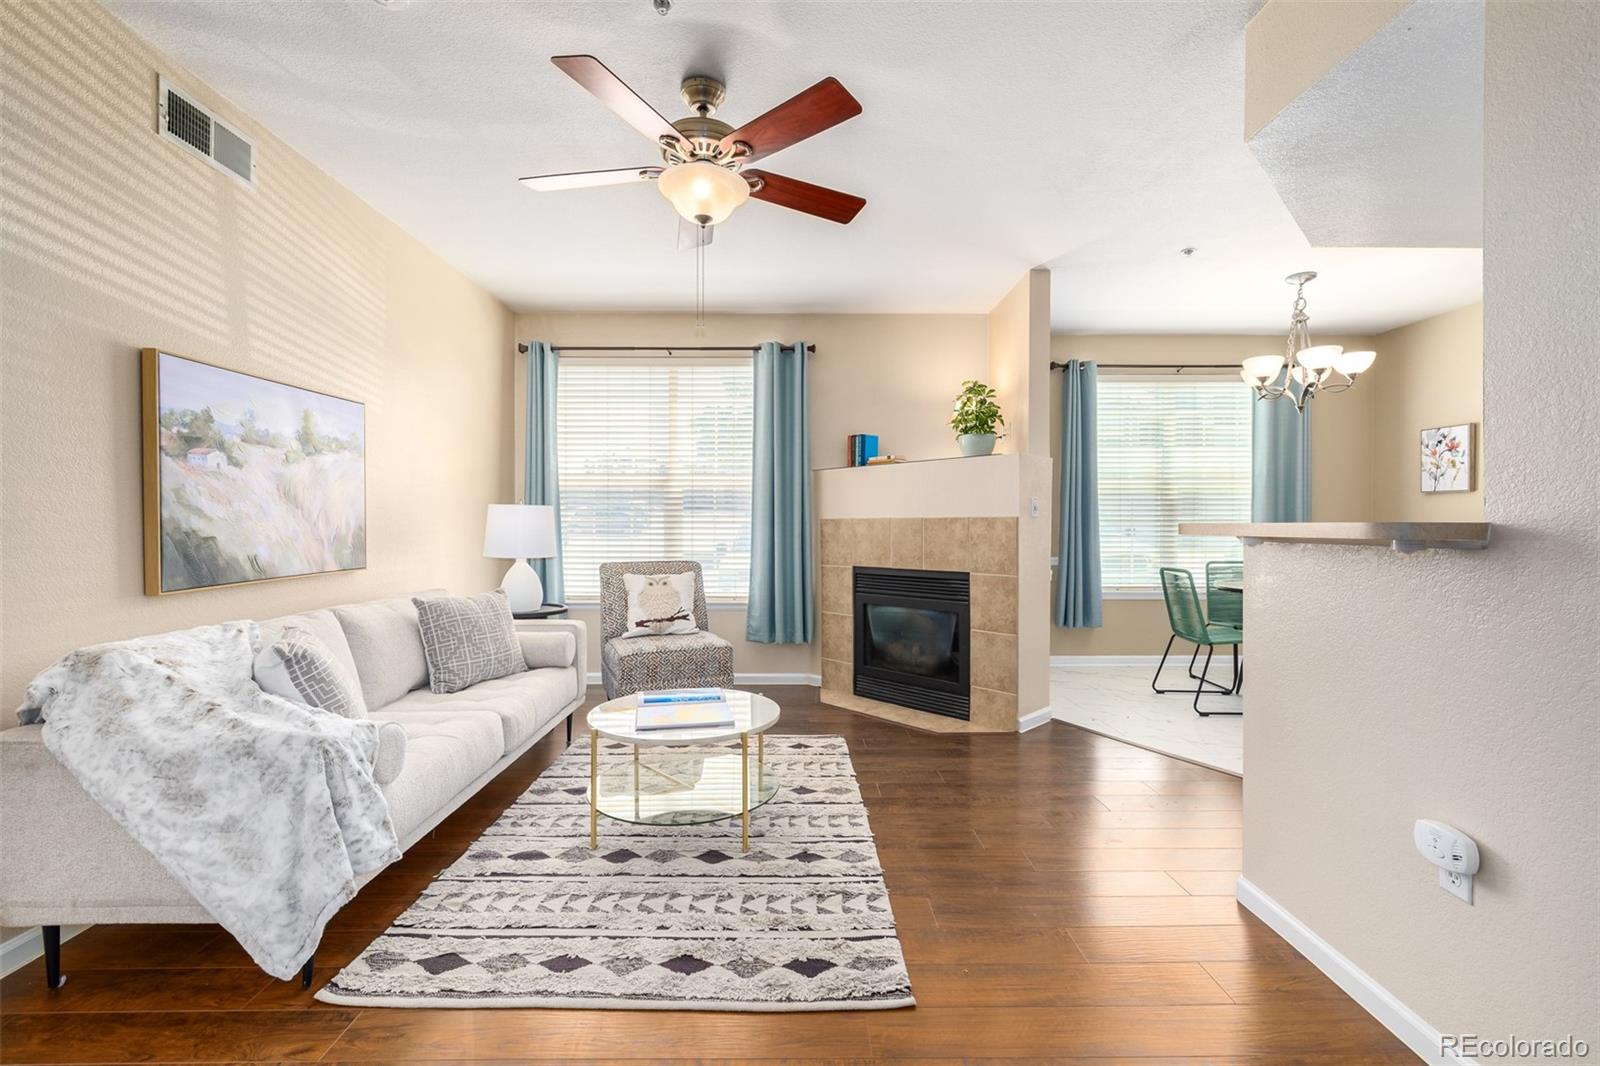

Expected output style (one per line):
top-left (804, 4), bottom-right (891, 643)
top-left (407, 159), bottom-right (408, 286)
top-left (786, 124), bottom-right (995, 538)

top-left (598, 561), bottom-right (735, 699)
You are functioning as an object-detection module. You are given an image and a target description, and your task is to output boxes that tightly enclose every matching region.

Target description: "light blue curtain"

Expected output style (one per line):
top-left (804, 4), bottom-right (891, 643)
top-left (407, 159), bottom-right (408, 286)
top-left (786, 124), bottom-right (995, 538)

top-left (747, 341), bottom-right (812, 644)
top-left (1251, 380), bottom-right (1311, 522)
top-left (1055, 359), bottom-right (1102, 628)
top-left (523, 341), bottom-right (564, 602)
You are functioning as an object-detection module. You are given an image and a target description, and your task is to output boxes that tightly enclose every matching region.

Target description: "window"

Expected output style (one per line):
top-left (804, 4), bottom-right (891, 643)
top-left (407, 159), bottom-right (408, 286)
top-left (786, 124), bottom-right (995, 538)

top-left (1096, 377), bottom-right (1252, 593)
top-left (556, 359), bottom-right (753, 602)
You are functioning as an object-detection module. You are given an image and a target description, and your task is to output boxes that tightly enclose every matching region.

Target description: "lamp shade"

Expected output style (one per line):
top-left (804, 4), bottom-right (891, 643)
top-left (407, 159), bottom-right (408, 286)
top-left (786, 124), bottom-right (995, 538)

top-left (484, 504), bottom-right (556, 560)
top-left (1296, 344), bottom-right (1342, 371)
top-left (1334, 349), bottom-right (1377, 375)
top-left (657, 160), bottom-right (750, 225)
top-left (1242, 354), bottom-right (1285, 384)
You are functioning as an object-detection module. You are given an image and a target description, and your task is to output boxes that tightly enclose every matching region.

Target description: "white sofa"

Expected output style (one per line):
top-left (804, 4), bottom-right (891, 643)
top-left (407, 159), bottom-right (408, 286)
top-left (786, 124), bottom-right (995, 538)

top-left (0, 590), bottom-right (587, 986)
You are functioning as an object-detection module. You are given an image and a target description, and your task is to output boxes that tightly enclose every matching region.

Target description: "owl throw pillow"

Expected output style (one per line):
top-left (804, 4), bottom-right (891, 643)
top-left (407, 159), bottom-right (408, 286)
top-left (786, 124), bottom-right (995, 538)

top-left (621, 571), bottom-right (699, 638)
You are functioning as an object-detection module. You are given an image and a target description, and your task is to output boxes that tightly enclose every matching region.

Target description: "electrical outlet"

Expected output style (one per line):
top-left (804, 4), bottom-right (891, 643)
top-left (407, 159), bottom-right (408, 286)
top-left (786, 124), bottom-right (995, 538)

top-left (1440, 868), bottom-right (1473, 904)
top-left (1029, 496), bottom-right (1040, 518)
top-left (1415, 820), bottom-right (1479, 905)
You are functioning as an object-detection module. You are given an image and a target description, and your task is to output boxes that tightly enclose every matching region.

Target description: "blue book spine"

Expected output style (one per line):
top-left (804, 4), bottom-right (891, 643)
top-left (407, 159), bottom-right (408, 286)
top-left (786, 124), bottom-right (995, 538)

top-left (852, 435), bottom-right (863, 466)
top-left (864, 434), bottom-right (879, 461)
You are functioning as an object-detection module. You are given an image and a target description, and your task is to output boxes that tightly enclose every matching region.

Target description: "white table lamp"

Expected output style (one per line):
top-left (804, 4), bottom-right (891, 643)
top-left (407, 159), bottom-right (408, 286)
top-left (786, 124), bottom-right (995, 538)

top-left (483, 504), bottom-right (557, 613)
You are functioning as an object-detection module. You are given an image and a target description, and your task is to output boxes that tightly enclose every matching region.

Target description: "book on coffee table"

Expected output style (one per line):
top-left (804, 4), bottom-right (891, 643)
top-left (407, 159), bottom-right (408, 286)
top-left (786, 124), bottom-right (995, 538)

top-left (634, 690), bottom-right (735, 731)
top-left (638, 689), bottom-right (726, 706)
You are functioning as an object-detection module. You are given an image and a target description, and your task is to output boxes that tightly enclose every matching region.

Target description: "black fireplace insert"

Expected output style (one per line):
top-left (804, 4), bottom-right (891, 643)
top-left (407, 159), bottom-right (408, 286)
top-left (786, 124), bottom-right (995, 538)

top-left (853, 566), bottom-right (970, 721)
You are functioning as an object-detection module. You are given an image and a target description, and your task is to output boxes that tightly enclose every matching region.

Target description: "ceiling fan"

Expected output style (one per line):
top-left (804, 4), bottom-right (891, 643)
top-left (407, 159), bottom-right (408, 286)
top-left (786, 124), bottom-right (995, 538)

top-left (520, 55), bottom-right (865, 246)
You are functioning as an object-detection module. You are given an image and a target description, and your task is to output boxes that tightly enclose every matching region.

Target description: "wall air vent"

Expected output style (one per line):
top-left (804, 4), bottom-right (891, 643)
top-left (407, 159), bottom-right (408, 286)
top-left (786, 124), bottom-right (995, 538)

top-left (157, 76), bottom-right (255, 187)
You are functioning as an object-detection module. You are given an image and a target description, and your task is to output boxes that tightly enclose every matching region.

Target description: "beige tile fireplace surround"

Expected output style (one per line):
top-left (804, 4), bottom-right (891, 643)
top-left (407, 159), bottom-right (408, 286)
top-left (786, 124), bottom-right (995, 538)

top-left (820, 516), bottom-right (1022, 732)
top-left (814, 454), bottom-right (1052, 734)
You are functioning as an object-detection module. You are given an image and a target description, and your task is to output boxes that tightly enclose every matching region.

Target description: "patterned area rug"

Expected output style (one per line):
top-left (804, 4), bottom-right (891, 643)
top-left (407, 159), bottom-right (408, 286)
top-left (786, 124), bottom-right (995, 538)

top-left (317, 734), bottom-right (914, 1010)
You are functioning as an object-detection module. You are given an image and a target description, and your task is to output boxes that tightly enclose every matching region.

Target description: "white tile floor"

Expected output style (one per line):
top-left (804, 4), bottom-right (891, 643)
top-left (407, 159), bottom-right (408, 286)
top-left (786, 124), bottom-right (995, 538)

top-left (1049, 662), bottom-right (1244, 776)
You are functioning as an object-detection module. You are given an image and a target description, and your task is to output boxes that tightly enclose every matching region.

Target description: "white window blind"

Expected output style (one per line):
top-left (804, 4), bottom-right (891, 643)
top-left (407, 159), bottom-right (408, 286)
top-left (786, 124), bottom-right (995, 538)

top-left (556, 358), bottom-right (753, 602)
top-left (1096, 377), bottom-right (1252, 593)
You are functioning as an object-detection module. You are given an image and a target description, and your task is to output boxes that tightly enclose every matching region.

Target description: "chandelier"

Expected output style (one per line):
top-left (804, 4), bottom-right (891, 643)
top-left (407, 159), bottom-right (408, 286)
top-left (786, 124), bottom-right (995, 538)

top-left (1240, 271), bottom-right (1375, 412)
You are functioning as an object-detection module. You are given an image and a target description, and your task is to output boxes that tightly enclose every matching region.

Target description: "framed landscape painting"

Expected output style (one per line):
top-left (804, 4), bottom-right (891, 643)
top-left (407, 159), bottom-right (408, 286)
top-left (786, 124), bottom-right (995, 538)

top-left (141, 349), bottom-right (366, 594)
top-left (1419, 422), bottom-right (1475, 494)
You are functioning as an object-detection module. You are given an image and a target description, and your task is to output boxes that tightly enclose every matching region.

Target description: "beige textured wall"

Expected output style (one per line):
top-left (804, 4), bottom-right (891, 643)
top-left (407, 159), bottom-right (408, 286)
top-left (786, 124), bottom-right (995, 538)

top-left (0, 0), bottom-right (515, 713)
top-left (1245, 0), bottom-right (1412, 138)
top-left (985, 269), bottom-right (1052, 456)
top-left (1046, 332), bottom-right (1379, 656)
top-left (513, 311), bottom-right (989, 678)
top-left (1369, 304), bottom-right (1484, 521)
top-left (1244, 4), bottom-right (1597, 1054)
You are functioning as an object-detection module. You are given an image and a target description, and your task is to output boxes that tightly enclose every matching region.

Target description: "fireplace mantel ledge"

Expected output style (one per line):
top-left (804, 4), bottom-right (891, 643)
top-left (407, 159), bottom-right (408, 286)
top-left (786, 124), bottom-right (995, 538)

top-left (1178, 522), bottom-right (1492, 554)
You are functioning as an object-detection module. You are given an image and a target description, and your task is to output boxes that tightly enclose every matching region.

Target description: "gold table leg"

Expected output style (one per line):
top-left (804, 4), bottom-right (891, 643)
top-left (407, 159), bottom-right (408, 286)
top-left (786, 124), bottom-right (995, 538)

top-left (758, 732), bottom-right (764, 792)
top-left (589, 728), bottom-right (599, 849)
top-left (633, 743), bottom-right (640, 821)
top-left (740, 731), bottom-right (749, 852)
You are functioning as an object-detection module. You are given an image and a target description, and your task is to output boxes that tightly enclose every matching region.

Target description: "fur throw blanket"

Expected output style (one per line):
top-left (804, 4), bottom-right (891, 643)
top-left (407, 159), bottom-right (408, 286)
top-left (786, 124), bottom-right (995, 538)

top-left (17, 621), bottom-right (401, 980)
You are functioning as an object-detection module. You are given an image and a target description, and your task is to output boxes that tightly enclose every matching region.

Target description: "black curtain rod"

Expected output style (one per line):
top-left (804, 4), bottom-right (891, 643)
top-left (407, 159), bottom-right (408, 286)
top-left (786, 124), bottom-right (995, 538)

top-left (1050, 361), bottom-right (1238, 371)
top-left (517, 343), bottom-right (815, 355)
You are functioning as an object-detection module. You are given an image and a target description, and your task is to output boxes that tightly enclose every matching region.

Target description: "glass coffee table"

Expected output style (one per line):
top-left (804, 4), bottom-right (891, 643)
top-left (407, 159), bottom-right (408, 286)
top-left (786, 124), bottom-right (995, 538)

top-left (585, 689), bottom-right (781, 852)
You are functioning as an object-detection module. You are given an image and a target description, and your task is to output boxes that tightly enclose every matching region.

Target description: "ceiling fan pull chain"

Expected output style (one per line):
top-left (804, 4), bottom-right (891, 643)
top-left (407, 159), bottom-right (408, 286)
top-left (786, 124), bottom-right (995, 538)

top-left (695, 230), bottom-right (706, 332)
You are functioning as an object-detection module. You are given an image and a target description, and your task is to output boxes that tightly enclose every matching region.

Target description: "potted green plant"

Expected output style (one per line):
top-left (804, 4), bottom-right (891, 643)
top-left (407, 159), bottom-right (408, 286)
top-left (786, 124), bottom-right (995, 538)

top-left (949, 380), bottom-right (1005, 456)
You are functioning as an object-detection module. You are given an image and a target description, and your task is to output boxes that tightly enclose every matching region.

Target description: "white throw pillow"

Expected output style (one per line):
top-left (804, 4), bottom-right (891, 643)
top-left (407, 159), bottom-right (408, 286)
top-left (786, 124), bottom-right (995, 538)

top-left (254, 622), bottom-right (369, 719)
top-left (517, 629), bottom-right (577, 668)
top-left (621, 572), bottom-right (698, 638)
top-left (373, 721), bottom-right (408, 786)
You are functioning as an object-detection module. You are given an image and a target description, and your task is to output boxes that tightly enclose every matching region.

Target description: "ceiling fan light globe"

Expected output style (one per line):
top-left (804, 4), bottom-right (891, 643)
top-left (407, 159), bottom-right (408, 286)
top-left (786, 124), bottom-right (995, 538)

top-left (658, 160), bottom-right (749, 226)
top-left (1334, 349), bottom-right (1377, 376)
top-left (1296, 344), bottom-right (1342, 371)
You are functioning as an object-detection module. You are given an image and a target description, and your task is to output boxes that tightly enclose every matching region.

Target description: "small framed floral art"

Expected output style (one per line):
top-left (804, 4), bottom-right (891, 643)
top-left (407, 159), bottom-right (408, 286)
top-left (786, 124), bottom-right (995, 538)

top-left (1420, 423), bottom-right (1475, 493)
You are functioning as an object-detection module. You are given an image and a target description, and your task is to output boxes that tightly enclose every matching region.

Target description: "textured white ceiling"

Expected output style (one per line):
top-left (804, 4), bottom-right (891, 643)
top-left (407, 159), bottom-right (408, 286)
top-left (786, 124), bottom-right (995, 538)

top-left (103, 0), bottom-right (1482, 332)
top-left (1248, 0), bottom-right (1484, 249)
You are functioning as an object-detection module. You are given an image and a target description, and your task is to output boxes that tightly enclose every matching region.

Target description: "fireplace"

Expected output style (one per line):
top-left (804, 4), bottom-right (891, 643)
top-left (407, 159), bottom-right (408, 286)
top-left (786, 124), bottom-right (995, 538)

top-left (853, 566), bottom-right (971, 721)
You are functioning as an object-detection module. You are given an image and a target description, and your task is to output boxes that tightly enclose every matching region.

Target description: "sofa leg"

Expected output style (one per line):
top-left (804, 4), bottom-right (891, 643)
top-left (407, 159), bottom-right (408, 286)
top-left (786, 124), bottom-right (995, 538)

top-left (299, 954), bottom-right (314, 990)
top-left (566, 712), bottom-right (573, 745)
top-left (42, 925), bottom-right (64, 989)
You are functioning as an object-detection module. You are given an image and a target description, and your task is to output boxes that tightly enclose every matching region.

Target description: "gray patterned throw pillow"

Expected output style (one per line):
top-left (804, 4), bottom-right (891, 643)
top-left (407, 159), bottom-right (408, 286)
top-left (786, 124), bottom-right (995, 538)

top-left (413, 589), bottom-right (527, 694)
top-left (255, 623), bottom-right (368, 719)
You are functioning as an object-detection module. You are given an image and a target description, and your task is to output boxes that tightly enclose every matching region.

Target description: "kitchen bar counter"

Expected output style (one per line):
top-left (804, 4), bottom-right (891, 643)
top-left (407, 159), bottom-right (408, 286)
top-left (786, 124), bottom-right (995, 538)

top-left (1178, 522), bottom-right (1491, 553)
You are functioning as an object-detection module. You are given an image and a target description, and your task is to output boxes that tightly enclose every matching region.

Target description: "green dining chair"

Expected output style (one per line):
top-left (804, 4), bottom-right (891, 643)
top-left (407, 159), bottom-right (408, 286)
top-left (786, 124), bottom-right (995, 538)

top-left (1202, 560), bottom-right (1245, 693)
top-left (1152, 566), bottom-right (1242, 716)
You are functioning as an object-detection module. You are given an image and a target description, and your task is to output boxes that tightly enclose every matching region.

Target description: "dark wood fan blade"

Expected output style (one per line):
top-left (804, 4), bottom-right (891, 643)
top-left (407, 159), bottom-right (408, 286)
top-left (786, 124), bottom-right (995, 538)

top-left (744, 169), bottom-right (865, 224)
top-left (720, 77), bottom-right (861, 163)
top-left (551, 55), bottom-right (685, 147)
top-left (519, 166), bottom-right (662, 191)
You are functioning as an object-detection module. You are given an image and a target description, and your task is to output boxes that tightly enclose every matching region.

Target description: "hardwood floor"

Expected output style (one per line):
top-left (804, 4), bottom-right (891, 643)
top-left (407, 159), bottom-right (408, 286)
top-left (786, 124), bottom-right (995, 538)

top-left (0, 687), bottom-right (1414, 1063)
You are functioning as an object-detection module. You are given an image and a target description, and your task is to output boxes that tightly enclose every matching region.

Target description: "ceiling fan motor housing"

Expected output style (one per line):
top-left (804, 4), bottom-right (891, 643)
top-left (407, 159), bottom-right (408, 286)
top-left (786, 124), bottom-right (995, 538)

top-left (661, 77), bottom-right (746, 169)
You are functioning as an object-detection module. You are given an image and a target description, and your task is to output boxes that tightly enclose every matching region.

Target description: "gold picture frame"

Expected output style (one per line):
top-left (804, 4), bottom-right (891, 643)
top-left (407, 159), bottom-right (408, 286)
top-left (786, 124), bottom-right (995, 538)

top-left (141, 348), bottom-right (367, 595)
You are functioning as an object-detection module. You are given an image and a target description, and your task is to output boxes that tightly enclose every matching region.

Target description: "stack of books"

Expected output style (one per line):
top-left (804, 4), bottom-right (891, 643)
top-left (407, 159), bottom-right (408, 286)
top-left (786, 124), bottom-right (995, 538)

top-left (845, 433), bottom-right (879, 466)
top-left (634, 689), bottom-right (735, 731)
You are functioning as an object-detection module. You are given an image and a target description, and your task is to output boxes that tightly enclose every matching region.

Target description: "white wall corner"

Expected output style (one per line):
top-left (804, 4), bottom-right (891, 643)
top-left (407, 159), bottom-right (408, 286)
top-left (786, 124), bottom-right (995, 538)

top-left (1235, 877), bottom-right (1473, 1065)
top-left (1017, 705), bottom-right (1054, 733)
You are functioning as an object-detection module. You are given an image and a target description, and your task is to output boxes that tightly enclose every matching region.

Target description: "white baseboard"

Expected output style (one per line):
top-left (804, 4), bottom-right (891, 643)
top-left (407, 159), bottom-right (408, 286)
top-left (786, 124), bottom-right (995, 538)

top-left (584, 672), bottom-right (821, 688)
top-left (1050, 655), bottom-right (1164, 668)
top-left (0, 925), bottom-right (85, 979)
top-left (1235, 876), bottom-right (1469, 1065)
top-left (1017, 706), bottom-right (1054, 733)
